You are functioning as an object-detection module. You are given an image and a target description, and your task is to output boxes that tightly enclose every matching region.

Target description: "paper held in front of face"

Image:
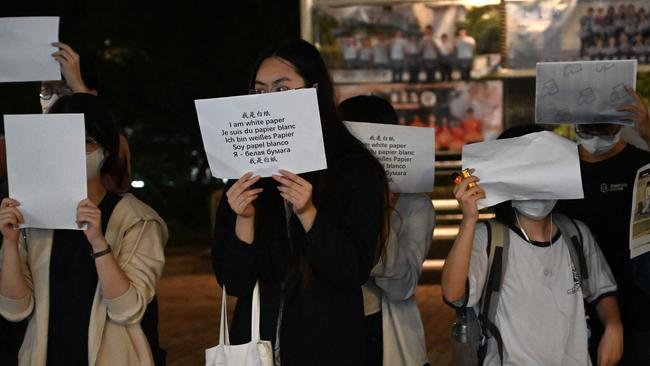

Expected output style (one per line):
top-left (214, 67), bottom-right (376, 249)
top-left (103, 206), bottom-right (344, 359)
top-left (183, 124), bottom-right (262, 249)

top-left (0, 17), bottom-right (61, 82)
top-left (195, 88), bottom-right (327, 179)
top-left (462, 131), bottom-right (584, 209)
top-left (535, 59), bottom-right (637, 125)
top-left (344, 121), bottom-right (435, 193)
top-left (4, 114), bottom-right (87, 230)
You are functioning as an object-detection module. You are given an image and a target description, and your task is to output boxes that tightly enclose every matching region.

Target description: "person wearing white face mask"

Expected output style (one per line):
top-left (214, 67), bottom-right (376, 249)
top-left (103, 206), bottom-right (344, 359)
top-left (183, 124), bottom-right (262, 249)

top-left (0, 94), bottom-right (167, 366)
top-left (442, 125), bottom-right (623, 366)
top-left (555, 88), bottom-right (650, 365)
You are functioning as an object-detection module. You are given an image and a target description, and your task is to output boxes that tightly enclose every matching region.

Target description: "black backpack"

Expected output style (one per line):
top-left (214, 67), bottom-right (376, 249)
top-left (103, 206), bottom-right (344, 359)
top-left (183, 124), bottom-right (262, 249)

top-left (450, 214), bottom-right (589, 366)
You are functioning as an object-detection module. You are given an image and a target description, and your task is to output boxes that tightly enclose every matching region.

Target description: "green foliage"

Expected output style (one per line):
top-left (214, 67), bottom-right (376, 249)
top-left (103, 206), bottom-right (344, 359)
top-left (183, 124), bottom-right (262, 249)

top-left (464, 5), bottom-right (501, 54)
top-left (315, 10), bottom-right (340, 47)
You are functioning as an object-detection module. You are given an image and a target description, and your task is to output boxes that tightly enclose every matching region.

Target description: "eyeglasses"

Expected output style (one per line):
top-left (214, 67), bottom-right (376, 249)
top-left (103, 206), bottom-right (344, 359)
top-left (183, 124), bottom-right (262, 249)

top-left (85, 137), bottom-right (99, 153)
top-left (39, 85), bottom-right (74, 100)
top-left (248, 83), bottom-right (318, 95)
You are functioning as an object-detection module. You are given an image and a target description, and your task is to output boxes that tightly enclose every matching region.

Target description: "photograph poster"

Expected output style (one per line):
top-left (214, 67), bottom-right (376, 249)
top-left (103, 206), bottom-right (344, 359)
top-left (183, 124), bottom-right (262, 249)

top-left (337, 80), bottom-right (503, 152)
top-left (313, 1), bottom-right (501, 84)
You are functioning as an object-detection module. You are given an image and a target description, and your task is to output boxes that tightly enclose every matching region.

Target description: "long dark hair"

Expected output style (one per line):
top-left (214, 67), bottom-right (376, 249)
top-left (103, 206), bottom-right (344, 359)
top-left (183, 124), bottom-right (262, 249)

top-left (338, 95), bottom-right (399, 126)
top-left (492, 124), bottom-right (547, 226)
top-left (48, 93), bottom-right (127, 182)
top-left (338, 95), bottom-right (398, 260)
top-left (248, 40), bottom-right (390, 284)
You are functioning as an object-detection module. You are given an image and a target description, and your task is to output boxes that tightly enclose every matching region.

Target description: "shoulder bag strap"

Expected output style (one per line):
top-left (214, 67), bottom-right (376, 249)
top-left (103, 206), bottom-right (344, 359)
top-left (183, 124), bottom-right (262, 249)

top-left (251, 281), bottom-right (262, 343)
top-left (479, 220), bottom-right (507, 365)
top-left (219, 285), bottom-right (230, 345)
top-left (553, 214), bottom-right (587, 284)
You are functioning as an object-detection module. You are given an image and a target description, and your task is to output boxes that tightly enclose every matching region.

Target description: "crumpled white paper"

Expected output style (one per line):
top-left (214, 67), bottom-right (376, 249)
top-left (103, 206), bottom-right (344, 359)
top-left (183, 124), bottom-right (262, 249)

top-left (462, 131), bottom-right (584, 209)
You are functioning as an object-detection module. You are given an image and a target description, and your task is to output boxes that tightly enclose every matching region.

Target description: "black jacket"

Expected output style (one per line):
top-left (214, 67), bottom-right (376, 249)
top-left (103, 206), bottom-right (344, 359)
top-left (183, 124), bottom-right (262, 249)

top-left (212, 154), bottom-right (385, 366)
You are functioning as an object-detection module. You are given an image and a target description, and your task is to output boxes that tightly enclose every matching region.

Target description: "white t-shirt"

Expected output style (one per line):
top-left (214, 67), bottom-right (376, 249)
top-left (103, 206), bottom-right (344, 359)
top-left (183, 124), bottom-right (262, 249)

top-left (467, 219), bottom-right (617, 366)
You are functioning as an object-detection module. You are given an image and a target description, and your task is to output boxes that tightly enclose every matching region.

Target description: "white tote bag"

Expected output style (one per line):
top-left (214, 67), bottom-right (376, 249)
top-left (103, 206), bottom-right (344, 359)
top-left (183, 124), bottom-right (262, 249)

top-left (206, 282), bottom-right (274, 366)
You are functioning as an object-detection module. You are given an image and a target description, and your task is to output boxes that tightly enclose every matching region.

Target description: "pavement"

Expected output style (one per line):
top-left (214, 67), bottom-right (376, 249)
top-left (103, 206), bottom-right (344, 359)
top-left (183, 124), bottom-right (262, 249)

top-left (158, 249), bottom-right (454, 366)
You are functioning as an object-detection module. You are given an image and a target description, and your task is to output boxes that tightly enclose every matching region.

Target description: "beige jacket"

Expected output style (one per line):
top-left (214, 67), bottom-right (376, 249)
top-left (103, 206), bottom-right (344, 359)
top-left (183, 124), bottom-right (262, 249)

top-left (0, 193), bottom-right (168, 366)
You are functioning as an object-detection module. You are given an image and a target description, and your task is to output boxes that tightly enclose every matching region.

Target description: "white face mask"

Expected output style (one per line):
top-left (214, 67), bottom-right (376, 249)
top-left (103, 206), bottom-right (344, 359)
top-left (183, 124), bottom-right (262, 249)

top-left (576, 131), bottom-right (621, 155)
top-left (512, 199), bottom-right (557, 220)
top-left (86, 147), bottom-right (105, 179)
top-left (40, 93), bottom-right (60, 114)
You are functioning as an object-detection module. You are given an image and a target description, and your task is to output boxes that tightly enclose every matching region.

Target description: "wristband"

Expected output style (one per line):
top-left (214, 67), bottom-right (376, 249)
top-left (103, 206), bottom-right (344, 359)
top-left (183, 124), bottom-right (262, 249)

top-left (91, 245), bottom-right (112, 259)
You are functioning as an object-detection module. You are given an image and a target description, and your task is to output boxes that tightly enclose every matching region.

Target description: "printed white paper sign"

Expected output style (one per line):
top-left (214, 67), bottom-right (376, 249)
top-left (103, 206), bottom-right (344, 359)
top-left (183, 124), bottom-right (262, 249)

top-left (462, 131), bottom-right (584, 209)
top-left (535, 60), bottom-right (637, 125)
top-left (344, 121), bottom-right (435, 193)
top-left (195, 89), bottom-right (327, 179)
top-left (629, 163), bottom-right (650, 259)
top-left (4, 114), bottom-right (87, 230)
top-left (0, 17), bottom-right (60, 82)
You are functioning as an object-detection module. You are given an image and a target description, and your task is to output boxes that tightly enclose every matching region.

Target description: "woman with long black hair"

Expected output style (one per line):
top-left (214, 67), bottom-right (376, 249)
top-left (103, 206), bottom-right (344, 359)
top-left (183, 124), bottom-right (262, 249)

top-left (212, 39), bottom-right (390, 365)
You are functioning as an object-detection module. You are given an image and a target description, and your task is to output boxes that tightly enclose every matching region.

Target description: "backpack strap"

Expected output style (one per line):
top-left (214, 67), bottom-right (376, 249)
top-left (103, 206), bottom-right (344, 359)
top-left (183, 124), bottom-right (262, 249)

top-left (478, 220), bottom-right (508, 365)
top-left (553, 214), bottom-right (589, 283)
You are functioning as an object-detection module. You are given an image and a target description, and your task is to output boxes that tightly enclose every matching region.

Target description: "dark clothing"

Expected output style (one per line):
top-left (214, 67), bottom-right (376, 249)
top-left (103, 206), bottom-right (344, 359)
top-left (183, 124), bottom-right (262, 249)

top-left (555, 144), bottom-right (650, 364)
top-left (46, 192), bottom-right (121, 366)
top-left (364, 312), bottom-right (382, 366)
top-left (212, 154), bottom-right (385, 366)
top-left (142, 296), bottom-right (167, 366)
top-left (633, 252), bottom-right (650, 296)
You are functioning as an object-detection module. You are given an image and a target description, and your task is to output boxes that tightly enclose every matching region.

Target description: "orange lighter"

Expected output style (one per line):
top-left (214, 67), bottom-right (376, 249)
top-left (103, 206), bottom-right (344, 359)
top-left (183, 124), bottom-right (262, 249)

top-left (452, 169), bottom-right (476, 188)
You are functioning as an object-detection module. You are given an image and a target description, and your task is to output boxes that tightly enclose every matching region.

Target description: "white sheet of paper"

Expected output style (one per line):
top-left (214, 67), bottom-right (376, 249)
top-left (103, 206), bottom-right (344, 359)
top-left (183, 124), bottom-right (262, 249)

top-left (195, 89), bottom-right (327, 179)
top-left (462, 131), bottom-right (584, 209)
top-left (344, 121), bottom-right (435, 193)
top-left (535, 60), bottom-right (637, 125)
top-left (0, 17), bottom-right (60, 82)
top-left (4, 114), bottom-right (87, 230)
top-left (629, 163), bottom-right (650, 258)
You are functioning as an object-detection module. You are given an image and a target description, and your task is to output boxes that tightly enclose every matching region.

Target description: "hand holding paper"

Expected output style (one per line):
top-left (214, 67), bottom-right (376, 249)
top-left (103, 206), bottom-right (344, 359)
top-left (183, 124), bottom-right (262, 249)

top-left (77, 198), bottom-right (106, 249)
top-left (461, 131), bottom-right (584, 209)
top-left (452, 170), bottom-right (484, 221)
top-left (51, 42), bottom-right (90, 93)
top-left (0, 198), bottom-right (24, 242)
top-left (226, 172), bottom-right (263, 218)
top-left (273, 169), bottom-right (316, 231)
top-left (618, 86), bottom-right (650, 143)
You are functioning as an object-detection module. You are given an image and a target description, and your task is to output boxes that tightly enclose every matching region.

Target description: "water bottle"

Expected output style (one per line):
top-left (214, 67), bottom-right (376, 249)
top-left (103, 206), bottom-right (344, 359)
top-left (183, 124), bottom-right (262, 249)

top-left (453, 310), bottom-right (469, 344)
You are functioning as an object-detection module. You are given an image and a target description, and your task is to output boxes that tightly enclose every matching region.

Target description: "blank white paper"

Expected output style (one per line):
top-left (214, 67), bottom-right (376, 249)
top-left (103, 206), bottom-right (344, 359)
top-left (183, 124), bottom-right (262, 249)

top-left (4, 114), bottom-right (87, 230)
top-left (0, 17), bottom-right (60, 82)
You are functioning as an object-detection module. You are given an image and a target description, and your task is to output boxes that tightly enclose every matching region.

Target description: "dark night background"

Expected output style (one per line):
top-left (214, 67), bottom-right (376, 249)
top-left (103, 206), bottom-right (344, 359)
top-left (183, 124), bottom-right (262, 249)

top-left (0, 1), bottom-right (301, 246)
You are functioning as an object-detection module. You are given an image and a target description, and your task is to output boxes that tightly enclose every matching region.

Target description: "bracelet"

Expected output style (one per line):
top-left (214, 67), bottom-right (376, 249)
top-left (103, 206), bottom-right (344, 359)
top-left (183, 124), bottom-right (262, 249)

top-left (90, 245), bottom-right (112, 259)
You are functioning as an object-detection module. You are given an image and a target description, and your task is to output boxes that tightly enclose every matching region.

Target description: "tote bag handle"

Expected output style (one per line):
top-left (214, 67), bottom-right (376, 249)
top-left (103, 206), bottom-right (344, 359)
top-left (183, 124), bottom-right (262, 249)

top-left (218, 282), bottom-right (262, 345)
